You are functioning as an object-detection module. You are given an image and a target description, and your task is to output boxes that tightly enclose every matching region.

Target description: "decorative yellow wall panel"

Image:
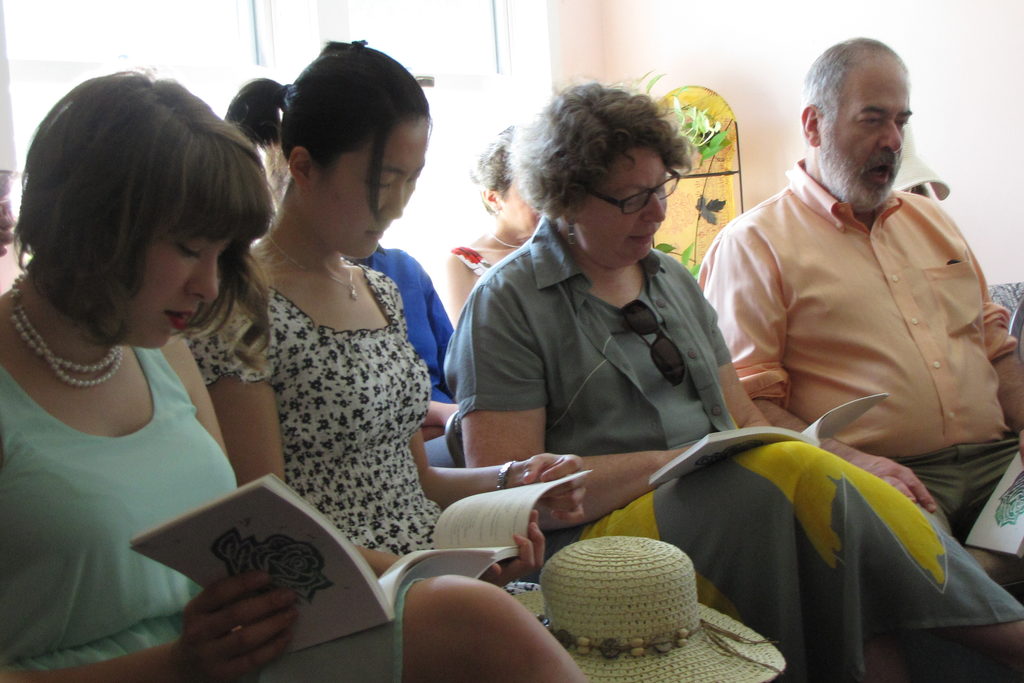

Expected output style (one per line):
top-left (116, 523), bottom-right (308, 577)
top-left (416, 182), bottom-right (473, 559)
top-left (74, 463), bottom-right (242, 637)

top-left (654, 86), bottom-right (741, 274)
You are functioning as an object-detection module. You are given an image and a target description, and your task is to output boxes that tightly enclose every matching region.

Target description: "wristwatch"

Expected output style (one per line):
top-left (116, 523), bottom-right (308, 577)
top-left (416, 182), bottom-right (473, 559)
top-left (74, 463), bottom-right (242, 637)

top-left (496, 460), bottom-right (515, 489)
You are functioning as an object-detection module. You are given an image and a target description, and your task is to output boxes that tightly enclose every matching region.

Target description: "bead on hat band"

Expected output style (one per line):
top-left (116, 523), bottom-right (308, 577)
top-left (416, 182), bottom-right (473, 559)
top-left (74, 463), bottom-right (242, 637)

top-left (542, 617), bottom-right (783, 674)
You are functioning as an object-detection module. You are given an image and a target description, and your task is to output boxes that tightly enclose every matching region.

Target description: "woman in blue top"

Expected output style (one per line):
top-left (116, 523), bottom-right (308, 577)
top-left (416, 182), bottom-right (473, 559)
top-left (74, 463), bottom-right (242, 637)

top-left (0, 71), bottom-right (584, 683)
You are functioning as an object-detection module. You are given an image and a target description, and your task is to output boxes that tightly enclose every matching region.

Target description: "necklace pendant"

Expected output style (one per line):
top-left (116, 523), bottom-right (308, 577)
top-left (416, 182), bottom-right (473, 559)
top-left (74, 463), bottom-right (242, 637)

top-left (338, 256), bottom-right (358, 300)
top-left (270, 236), bottom-right (360, 301)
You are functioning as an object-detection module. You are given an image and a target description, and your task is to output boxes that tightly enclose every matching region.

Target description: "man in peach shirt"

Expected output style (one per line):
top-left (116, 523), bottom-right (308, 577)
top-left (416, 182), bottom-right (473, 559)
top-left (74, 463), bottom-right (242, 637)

top-left (700, 38), bottom-right (1024, 587)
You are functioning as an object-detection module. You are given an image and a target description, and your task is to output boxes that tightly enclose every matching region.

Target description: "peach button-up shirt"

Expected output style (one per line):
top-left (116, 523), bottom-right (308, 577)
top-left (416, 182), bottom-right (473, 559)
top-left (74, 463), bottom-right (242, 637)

top-left (700, 162), bottom-right (1014, 459)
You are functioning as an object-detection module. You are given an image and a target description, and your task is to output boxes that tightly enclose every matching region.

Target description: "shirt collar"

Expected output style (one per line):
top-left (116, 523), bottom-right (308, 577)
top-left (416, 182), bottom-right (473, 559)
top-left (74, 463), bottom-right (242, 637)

top-left (529, 216), bottom-right (661, 290)
top-left (786, 160), bottom-right (902, 232)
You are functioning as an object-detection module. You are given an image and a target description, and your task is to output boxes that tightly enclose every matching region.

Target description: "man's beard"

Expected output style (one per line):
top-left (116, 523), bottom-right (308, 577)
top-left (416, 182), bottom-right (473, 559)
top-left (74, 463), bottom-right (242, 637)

top-left (818, 130), bottom-right (901, 216)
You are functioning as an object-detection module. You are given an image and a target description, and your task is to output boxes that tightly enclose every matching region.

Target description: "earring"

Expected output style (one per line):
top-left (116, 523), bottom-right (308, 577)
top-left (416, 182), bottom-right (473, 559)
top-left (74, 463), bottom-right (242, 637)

top-left (567, 222), bottom-right (577, 245)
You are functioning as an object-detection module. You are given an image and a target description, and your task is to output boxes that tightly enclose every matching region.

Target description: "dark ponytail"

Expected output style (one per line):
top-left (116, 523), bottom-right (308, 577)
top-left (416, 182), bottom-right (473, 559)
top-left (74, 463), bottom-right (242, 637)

top-left (226, 78), bottom-right (288, 147)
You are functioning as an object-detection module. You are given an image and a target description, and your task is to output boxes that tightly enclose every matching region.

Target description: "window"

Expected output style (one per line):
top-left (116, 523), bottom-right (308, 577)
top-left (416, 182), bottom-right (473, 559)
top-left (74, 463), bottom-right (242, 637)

top-left (338, 0), bottom-right (554, 295)
top-left (5, 0), bottom-right (255, 65)
top-left (346, 0), bottom-right (501, 77)
top-left (1, 0), bottom-right (555, 302)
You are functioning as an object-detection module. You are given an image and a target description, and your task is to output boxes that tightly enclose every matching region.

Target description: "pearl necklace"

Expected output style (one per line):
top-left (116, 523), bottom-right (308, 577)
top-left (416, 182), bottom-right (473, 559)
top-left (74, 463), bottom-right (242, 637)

top-left (268, 236), bottom-right (358, 300)
top-left (10, 276), bottom-right (124, 388)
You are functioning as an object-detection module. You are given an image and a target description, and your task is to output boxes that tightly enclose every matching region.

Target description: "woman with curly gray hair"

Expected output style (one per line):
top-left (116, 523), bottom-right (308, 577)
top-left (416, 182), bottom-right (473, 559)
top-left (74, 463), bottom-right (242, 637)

top-left (444, 126), bottom-right (539, 319)
top-left (447, 82), bottom-right (1024, 682)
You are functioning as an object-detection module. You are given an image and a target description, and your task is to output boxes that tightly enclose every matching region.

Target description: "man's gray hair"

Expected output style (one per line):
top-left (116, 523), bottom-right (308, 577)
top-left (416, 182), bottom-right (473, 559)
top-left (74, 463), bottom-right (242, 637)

top-left (803, 38), bottom-right (907, 121)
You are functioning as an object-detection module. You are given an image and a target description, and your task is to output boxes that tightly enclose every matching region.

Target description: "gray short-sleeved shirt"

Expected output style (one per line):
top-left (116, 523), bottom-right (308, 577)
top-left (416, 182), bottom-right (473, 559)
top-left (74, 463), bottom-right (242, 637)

top-left (446, 217), bottom-right (735, 457)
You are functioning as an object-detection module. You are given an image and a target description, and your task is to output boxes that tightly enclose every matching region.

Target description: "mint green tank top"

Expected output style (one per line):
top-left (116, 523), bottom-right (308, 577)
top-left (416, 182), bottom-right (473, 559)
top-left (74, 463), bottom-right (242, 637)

top-left (0, 347), bottom-right (237, 669)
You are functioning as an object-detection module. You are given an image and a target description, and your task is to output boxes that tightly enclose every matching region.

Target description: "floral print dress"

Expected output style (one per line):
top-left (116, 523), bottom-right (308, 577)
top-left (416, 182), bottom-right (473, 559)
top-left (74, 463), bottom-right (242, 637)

top-left (191, 268), bottom-right (441, 555)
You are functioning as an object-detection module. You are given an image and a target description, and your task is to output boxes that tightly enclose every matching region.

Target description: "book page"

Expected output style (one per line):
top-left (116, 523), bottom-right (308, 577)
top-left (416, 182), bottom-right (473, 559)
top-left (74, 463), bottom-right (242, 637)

top-left (376, 546), bottom-right (518, 602)
top-left (131, 475), bottom-right (391, 651)
top-left (802, 393), bottom-right (888, 441)
top-left (649, 427), bottom-right (807, 486)
top-left (649, 394), bottom-right (888, 487)
top-left (966, 456), bottom-right (1024, 557)
top-left (432, 470), bottom-right (589, 550)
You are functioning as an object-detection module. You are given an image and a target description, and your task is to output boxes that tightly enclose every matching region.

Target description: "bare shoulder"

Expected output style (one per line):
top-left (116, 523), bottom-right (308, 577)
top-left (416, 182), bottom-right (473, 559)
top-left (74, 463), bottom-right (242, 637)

top-left (444, 250), bottom-right (461, 269)
top-left (163, 337), bottom-right (227, 451)
top-left (162, 338), bottom-right (203, 390)
top-left (467, 233), bottom-right (492, 251)
top-left (160, 337), bottom-right (212, 407)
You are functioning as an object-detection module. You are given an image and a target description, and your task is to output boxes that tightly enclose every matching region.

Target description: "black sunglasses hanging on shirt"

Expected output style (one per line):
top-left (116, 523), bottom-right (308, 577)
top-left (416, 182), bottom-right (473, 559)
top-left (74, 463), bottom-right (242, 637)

top-left (621, 299), bottom-right (686, 386)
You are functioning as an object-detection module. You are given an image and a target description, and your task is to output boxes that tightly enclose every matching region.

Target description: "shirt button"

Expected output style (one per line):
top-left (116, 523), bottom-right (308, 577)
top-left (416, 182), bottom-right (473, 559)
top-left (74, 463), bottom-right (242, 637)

top-left (711, 405), bottom-right (722, 416)
top-left (932, 361), bottom-right (942, 368)
top-left (655, 299), bottom-right (667, 308)
top-left (891, 274), bottom-right (900, 282)
top-left (947, 411), bottom-right (955, 418)
top-left (687, 350), bottom-right (698, 359)
top-left (910, 318), bottom-right (919, 325)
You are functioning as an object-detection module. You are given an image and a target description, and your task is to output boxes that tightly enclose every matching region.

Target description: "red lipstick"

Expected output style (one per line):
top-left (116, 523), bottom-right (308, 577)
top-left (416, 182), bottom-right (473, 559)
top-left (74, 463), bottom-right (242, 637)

top-left (165, 311), bottom-right (191, 330)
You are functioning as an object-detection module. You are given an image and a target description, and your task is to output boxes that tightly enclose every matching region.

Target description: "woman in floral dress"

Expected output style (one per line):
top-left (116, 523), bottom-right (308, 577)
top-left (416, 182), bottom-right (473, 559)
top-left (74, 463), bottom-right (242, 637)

top-left (191, 42), bottom-right (582, 560)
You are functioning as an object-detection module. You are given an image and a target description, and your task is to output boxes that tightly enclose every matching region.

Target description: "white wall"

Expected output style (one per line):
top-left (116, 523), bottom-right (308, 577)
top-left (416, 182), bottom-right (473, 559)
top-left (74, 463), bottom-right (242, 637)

top-left (553, 0), bottom-right (1024, 285)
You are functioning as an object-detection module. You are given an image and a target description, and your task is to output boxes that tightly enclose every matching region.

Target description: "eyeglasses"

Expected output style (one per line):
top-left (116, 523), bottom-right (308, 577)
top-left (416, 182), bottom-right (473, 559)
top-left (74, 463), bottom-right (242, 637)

top-left (621, 299), bottom-right (686, 385)
top-left (589, 173), bottom-right (681, 215)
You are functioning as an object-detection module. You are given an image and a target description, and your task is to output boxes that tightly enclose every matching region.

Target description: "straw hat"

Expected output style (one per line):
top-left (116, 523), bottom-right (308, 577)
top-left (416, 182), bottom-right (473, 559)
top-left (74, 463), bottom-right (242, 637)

top-left (516, 537), bottom-right (784, 682)
top-left (894, 124), bottom-right (950, 200)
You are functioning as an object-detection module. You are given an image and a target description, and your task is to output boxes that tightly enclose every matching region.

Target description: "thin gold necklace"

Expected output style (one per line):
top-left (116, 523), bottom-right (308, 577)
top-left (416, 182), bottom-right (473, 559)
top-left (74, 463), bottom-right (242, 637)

top-left (268, 236), bottom-right (358, 300)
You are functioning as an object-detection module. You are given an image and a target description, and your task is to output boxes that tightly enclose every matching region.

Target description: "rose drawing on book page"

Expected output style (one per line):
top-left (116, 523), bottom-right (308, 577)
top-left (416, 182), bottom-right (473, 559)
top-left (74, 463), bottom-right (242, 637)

top-left (995, 472), bottom-right (1024, 528)
top-left (212, 528), bottom-right (334, 602)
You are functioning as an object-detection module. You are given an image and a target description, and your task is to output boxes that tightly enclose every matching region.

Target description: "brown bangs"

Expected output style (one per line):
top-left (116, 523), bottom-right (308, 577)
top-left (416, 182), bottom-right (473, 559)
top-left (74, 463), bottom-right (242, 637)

top-left (144, 119), bottom-right (273, 248)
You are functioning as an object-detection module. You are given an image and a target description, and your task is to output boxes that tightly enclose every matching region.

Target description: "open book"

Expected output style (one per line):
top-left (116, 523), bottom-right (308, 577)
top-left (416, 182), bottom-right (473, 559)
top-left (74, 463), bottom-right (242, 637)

top-left (966, 455), bottom-right (1024, 557)
top-left (649, 393), bottom-right (888, 486)
top-left (131, 470), bottom-right (588, 652)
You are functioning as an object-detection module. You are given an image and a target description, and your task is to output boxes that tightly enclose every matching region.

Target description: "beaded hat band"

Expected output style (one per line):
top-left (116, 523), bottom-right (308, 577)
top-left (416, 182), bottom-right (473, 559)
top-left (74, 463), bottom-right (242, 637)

top-left (514, 536), bottom-right (785, 682)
